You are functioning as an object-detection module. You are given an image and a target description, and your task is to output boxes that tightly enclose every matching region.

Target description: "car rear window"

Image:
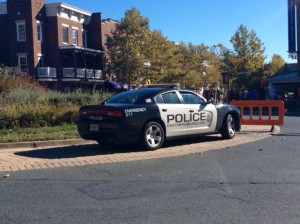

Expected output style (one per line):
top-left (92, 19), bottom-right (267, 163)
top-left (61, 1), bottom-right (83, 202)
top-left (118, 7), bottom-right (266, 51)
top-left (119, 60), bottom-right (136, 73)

top-left (106, 91), bottom-right (152, 104)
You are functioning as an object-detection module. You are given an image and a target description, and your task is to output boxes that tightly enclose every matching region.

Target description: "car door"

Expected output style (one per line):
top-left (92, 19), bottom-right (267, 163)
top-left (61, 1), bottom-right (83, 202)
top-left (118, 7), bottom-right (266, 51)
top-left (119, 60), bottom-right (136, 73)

top-left (155, 91), bottom-right (188, 137)
top-left (179, 91), bottom-right (218, 135)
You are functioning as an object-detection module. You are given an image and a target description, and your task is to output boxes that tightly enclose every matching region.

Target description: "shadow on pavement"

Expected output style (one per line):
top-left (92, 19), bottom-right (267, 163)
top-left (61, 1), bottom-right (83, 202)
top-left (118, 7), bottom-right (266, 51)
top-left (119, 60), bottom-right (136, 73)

top-left (15, 135), bottom-right (223, 159)
top-left (272, 133), bottom-right (300, 137)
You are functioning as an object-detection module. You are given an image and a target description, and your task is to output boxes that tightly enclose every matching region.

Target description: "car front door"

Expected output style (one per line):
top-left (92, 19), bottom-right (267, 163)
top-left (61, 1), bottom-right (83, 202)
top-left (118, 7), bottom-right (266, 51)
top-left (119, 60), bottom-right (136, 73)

top-left (155, 91), bottom-right (188, 137)
top-left (179, 91), bottom-right (218, 135)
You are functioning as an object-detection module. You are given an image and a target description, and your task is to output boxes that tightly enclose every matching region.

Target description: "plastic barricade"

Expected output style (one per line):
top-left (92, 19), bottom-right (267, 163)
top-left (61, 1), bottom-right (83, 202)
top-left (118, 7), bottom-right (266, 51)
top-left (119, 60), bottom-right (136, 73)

top-left (230, 100), bottom-right (286, 128)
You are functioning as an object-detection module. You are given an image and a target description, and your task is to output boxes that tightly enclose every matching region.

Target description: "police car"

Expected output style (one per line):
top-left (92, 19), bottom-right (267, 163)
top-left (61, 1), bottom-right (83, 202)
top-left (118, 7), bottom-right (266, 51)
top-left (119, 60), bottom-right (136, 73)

top-left (77, 88), bottom-right (241, 150)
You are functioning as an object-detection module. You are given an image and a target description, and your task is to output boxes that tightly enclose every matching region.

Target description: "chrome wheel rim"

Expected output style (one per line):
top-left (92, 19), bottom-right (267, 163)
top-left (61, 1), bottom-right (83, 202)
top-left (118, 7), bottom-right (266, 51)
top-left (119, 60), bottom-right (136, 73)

top-left (227, 115), bottom-right (236, 136)
top-left (146, 124), bottom-right (162, 147)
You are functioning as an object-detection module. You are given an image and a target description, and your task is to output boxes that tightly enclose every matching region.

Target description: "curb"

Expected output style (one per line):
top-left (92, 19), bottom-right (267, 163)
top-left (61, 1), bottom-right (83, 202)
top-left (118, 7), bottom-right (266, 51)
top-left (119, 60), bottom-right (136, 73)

top-left (0, 124), bottom-right (284, 150)
top-left (0, 139), bottom-right (95, 150)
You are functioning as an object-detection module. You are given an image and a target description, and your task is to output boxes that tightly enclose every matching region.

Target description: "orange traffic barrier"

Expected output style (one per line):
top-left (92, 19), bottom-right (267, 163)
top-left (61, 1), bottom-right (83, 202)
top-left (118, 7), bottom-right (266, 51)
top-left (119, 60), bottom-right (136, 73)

top-left (230, 100), bottom-right (286, 127)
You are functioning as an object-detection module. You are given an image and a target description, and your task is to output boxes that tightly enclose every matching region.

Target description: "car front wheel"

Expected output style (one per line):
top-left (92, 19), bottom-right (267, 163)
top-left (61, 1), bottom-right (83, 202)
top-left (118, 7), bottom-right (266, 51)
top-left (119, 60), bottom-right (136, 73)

top-left (221, 114), bottom-right (236, 139)
top-left (141, 121), bottom-right (165, 150)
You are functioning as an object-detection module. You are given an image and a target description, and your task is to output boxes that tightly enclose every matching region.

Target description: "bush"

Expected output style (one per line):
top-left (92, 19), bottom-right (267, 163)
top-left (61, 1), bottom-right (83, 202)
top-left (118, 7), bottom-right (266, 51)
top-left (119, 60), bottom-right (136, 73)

top-left (0, 71), bottom-right (113, 130)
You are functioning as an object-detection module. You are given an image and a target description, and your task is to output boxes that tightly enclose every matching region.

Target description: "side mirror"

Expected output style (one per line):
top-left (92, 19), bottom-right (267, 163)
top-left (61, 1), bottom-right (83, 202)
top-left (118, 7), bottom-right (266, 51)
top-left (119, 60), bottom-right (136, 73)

top-left (207, 99), bottom-right (214, 104)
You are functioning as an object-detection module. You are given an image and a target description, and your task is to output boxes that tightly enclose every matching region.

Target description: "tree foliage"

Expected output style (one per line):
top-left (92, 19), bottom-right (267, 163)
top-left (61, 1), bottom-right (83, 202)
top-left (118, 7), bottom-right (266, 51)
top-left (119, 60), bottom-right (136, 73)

top-left (106, 8), bottom-right (150, 85)
top-left (106, 11), bottom-right (288, 91)
top-left (228, 24), bottom-right (266, 88)
top-left (264, 54), bottom-right (287, 77)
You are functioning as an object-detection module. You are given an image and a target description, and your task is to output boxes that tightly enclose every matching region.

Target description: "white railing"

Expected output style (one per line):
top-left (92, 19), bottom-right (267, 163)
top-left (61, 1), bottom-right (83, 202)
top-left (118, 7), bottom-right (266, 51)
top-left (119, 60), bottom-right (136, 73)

top-left (95, 69), bottom-right (102, 79)
top-left (62, 68), bottom-right (102, 79)
top-left (86, 69), bottom-right (94, 78)
top-left (63, 68), bottom-right (75, 78)
top-left (38, 67), bottom-right (57, 78)
top-left (76, 68), bottom-right (85, 78)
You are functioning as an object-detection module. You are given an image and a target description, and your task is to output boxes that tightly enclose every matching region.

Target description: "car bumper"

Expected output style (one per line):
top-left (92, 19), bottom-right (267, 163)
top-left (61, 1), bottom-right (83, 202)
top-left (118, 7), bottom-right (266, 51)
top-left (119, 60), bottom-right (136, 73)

top-left (77, 118), bottom-right (140, 144)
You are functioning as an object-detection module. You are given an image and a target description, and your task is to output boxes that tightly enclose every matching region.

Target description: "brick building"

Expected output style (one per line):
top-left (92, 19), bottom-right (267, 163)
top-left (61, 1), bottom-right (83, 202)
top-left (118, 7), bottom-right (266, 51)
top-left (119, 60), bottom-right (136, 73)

top-left (0, 0), bottom-right (117, 91)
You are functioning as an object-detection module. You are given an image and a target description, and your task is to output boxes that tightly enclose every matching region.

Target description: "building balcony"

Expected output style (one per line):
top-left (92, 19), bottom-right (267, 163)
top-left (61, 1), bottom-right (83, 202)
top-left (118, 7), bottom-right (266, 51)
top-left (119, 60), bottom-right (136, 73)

top-left (62, 68), bottom-right (102, 81)
top-left (38, 67), bottom-right (103, 82)
top-left (38, 67), bottom-right (57, 81)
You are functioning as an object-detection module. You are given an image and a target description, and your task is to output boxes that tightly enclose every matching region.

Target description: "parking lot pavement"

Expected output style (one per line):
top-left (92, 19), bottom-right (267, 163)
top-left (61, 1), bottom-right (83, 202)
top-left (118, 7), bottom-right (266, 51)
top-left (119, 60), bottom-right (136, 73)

top-left (0, 125), bottom-right (279, 172)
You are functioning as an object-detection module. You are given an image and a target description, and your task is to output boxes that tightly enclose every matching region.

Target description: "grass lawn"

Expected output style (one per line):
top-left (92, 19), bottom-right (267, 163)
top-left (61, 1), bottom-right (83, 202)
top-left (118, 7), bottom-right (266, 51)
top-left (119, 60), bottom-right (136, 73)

top-left (0, 125), bottom-right (80, 143)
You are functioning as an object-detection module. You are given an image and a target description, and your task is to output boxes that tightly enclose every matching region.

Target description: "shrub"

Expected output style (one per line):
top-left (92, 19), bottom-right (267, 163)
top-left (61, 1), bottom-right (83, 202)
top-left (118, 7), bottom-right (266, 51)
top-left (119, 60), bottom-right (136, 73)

top-left (0, 71), bottom-right (45, 93)
top-left (0, 71), bottom-right (113, 130)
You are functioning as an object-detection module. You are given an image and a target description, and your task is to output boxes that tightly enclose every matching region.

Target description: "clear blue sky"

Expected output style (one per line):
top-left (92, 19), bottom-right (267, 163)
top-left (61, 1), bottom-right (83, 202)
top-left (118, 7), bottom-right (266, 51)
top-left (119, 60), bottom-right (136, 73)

top-left (48, 0), bottom-right (292, 63)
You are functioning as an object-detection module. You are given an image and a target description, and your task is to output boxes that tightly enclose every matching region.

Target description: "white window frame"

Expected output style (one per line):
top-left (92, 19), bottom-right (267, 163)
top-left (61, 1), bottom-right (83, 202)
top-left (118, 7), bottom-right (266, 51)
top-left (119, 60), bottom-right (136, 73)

top-left (72, 28), bottom-right (78, 45)
top-left (17, 53), bottom-right (28, 72)
top-left (16, 20), bottom-right (26, 42)
top-left (37, 21), bottom-right (43, 42)
top-left (62, 25), bottom-right (69, 44)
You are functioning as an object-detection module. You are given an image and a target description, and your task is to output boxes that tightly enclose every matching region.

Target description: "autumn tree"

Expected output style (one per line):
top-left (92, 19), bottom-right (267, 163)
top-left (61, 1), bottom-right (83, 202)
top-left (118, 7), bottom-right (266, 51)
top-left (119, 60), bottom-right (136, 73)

top-left (264, 54), bottom-right (287, 77)
top-left (106, 8), bottom-right (150, 86)
top-left (228, 24), bottom-right (266, 89)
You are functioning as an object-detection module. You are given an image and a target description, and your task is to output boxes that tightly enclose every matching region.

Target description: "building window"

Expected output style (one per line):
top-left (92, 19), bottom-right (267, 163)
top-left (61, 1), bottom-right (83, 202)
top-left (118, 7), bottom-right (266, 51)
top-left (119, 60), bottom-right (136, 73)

top-left (16, 21), bottom-right (26, 42)
top-left (38, 55), bottom-right (44, 67)
top-left (37, 21), bottom-right (43, 42)
top-left (18, 54), bottom-right (28, 72)
top-left (82, 30), bottom-right (87, 47)
top-left (72, 29), bottom-right (78, 45)
top-left (62, 26), bottom-right (69, 43)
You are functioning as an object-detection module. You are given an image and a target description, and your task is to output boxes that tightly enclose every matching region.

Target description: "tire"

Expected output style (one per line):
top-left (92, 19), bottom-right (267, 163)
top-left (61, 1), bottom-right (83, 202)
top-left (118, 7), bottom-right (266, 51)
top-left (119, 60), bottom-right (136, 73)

top-left (221, 114), bottom-right (236, 139)
top-left (140, 121), bottom-right (165, 150)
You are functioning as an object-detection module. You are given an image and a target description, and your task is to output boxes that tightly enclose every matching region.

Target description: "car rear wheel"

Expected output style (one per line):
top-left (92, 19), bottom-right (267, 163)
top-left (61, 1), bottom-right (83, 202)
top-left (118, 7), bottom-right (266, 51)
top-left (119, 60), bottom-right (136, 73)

top-left (141, 121), bottom-right (165, 150)
top-left (221, 114), bottom-right (236, 139)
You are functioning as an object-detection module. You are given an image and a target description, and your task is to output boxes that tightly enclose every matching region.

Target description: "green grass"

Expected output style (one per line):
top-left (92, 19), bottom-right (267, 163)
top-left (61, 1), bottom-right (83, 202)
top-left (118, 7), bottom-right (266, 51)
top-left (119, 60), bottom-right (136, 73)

top-left (0, 125), bottom-right (80, 143)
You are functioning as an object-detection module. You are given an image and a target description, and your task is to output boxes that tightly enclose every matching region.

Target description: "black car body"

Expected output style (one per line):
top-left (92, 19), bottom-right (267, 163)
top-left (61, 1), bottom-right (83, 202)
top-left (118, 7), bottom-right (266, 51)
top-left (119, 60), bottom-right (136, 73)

top-left (77, 88), bottom-right (241, 150)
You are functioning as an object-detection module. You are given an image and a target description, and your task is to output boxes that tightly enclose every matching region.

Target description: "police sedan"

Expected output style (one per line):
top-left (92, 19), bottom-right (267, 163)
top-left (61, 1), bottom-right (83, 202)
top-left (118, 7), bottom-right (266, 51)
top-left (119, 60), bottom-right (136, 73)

top-left (77, 88), bottom-right (241, 150)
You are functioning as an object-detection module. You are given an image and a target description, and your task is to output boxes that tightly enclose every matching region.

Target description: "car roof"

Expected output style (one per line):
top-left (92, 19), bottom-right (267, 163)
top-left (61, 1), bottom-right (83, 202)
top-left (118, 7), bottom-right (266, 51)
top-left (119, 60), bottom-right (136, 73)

top-left (105, 87), bottom-right (206, 105)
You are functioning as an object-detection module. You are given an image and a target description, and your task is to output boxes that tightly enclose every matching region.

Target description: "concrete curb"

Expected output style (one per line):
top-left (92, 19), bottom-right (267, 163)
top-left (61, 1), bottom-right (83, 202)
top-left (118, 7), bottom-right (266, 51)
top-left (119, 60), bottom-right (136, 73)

top-left (0, 124), bottom-right (283, 150)
top-left (0, 139), bottom-right (95, 150)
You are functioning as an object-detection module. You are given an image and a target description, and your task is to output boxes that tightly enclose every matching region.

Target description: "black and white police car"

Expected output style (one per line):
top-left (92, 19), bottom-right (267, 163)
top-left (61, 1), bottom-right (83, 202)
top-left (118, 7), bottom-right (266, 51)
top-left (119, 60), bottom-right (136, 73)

top-left (77, 87), bottom-right (241, 150)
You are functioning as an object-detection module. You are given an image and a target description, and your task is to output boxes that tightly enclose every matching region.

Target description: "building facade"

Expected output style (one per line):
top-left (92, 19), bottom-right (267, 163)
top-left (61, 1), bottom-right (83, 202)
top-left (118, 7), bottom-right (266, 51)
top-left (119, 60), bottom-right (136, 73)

top-left (0, 0), bottom-right (116, 91)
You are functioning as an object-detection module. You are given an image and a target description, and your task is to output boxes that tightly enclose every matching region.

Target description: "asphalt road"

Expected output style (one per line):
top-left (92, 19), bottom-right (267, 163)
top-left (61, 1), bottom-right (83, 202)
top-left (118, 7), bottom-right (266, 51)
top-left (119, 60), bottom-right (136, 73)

top-left (0, 116), bottom-right (299, 224)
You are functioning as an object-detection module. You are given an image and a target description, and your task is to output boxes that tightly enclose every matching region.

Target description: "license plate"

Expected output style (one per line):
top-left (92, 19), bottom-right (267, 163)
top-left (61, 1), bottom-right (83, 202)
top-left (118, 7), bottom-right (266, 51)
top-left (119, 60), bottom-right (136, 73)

top-left (90, 124), bottom-right (99, 132)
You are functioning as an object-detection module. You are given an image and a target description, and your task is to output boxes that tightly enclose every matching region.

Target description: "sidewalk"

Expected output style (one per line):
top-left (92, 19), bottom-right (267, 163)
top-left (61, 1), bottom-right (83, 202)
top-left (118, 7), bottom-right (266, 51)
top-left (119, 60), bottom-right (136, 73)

top-left (0, 125), bottom-right (278, 150)
top-left (0, 125), bottom-right (277, 172)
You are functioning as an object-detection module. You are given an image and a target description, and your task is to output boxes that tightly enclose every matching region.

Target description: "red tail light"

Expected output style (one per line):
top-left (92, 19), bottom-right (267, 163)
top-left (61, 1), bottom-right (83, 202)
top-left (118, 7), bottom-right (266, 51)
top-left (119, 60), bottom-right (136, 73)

top-left (79, 107), bottom-right (123, 118)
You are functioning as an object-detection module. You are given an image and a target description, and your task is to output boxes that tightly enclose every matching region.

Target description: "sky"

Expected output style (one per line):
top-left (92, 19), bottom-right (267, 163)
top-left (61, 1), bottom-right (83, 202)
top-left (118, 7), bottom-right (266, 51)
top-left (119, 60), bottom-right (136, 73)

top-left (45, 0), bottom-right (293, 63)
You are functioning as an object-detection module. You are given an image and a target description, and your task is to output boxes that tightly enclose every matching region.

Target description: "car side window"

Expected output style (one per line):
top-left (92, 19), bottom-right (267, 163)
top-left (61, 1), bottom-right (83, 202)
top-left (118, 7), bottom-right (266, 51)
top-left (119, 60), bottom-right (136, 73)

top-left (160, 92), bottom-right (181, 104)
top-left (154, 95), bottom-right (164, 103)
top-left (180, 92), bottom-right (206, 104)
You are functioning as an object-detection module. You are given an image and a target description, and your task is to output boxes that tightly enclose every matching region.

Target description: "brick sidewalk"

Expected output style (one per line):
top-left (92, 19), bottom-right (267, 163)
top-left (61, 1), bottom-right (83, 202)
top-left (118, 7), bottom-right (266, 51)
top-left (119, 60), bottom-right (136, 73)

top-left (0, 125), bottom-right (278, 172)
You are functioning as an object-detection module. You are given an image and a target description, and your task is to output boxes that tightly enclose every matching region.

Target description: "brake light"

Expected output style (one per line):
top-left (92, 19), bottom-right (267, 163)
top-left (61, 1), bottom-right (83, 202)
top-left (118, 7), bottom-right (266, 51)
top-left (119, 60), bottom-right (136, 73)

top-left (79, 108), bottom-right (123, 118)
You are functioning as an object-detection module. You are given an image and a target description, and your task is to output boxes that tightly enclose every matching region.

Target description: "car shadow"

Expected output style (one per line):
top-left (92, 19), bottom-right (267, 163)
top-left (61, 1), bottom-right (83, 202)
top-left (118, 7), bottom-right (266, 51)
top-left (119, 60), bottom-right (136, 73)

top-left (272, 133), bottom-right (300, 137)
top-left (15, 135), bottom-right (223, 160)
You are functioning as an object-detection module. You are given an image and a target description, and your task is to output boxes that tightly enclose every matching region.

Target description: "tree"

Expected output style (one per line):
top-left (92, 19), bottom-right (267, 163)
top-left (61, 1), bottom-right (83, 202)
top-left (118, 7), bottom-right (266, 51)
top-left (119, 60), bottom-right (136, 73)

top-left (142, 31), bottom-right (182, 84)
top-left (264, 54), bottom-right (286, 77)
top-left (229, 24), bottom-right (266, 89)
top-left (106, 8), bottom-right (150, 85)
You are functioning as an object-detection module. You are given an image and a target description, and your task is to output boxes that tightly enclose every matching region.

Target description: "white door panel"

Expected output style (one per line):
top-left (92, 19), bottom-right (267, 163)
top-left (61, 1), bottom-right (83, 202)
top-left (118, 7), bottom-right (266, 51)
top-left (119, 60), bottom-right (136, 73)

top-left (157, 104), bottom-right (188, 137)
top-left (187, 104), bottom-right (217, 135)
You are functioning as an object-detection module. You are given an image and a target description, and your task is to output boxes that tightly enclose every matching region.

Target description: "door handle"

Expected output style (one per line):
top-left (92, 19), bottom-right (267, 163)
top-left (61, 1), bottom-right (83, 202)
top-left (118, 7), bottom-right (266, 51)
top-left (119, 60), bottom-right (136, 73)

top-left (162, 109), bottom-right (167, 112)
top-left (189, 110), bottom-right (194, 113)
